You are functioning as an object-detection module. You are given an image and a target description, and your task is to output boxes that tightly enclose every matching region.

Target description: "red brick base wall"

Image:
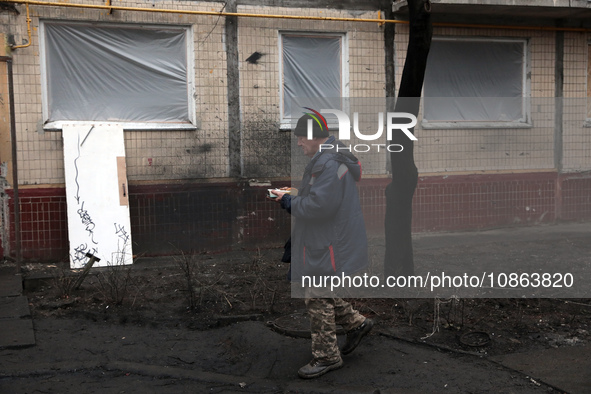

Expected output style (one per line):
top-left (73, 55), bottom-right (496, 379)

top-left (3, 188), bottom-right (69, 262)
top-left (2, 171), bottom-right (591, 262)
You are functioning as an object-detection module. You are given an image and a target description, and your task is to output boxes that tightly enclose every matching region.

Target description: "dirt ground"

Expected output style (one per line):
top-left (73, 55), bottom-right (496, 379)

top-left (25, 232), bottom-right (591, 357)
top-left (3, 224), bottom-right (591, 393)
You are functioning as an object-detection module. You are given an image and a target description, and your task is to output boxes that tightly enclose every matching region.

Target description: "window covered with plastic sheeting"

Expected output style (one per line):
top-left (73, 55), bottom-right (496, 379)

top-left (280, 33), bottom-right (346, 128)
top-left (41, 22), bottom-right (194, 129)
top-left (423, 38), bottom-right (529, 127)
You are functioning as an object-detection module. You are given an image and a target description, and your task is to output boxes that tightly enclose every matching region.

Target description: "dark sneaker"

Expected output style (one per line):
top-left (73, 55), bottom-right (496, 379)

top-left (298, 358), bottom-right (344, 379)
top-left (341, 318), bottom-right (374, 355)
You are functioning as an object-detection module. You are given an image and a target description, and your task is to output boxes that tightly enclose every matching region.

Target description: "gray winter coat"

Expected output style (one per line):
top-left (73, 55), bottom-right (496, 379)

top-left (281, 136), bottom-right (369, 281)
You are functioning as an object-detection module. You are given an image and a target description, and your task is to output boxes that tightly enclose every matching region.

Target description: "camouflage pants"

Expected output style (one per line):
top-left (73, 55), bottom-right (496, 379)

top-left (305, 292), bottom-right (366, 362)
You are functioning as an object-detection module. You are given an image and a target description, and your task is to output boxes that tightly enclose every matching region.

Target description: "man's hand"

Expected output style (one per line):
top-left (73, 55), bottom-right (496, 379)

top-left (266, 187), bottom-right (290, 202)
top-left (272, 190), bottom-right (286, 201)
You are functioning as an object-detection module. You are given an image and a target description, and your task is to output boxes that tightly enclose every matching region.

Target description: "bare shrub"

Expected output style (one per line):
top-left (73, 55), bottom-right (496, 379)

top-left (52, 267), bottom-right (77, 298)
top-left (92, 262), bottom-right (135, 305)
top-left (173, 250), bottom-right (230, 311)
top-left (245, 248), bottom-right (278, 313)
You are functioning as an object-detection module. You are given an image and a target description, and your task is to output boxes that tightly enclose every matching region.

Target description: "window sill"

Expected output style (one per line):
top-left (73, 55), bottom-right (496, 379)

top-left (44, 121), bottom-right (198, 131)
top-left (421, 121), bottom-right (532, 130)
top-left (279, 122), bottom-right (293, 131)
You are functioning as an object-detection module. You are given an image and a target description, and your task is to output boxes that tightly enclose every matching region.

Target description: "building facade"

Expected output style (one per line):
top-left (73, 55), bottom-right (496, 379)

top-left (1, 0), bottom-right (590, 262)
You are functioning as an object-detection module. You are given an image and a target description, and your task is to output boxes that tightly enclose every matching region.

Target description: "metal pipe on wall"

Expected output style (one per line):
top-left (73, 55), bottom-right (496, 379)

top-left (2, 0), bottom-right (398, 25)
top-left (3, 0), bottom-right (591, 32)
top-left (11, 3), bottom-right (31, 50)
top-left (0, 55), bottom-right (21, 270)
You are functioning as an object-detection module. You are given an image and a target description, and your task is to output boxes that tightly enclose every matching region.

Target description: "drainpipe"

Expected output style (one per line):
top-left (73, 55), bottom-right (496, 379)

top-left (225, 0), bottom-right (241, 178)
top-left (0, 56), bottom-right (21, 271)
top-left (554, 27), bottom-right (564, 222)
top-left (384, 6), bottom-right (396, 173)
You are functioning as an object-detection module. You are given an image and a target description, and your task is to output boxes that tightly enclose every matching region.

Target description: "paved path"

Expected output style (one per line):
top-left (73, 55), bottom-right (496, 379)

top-left (0, 317), bottom-right (576, 393)
top-left (1, 222), bottom-right (590, 393)
top-left (0, 265), bottom-right (35, 349)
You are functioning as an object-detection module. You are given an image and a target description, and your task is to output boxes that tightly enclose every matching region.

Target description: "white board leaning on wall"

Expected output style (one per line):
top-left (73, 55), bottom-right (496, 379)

top-left (62, 124), bottom-right (133, 269)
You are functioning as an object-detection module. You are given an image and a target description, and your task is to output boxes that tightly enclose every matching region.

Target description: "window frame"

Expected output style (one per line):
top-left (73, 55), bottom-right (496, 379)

top-left (278, 31), bottom-right (349, 130)
top-left (421, 36), bottom-right (531, 130)
top-left (39, 20), bottom-right (196, 131)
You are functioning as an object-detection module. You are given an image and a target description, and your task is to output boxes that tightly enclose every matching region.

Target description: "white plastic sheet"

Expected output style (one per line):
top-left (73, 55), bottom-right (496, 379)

top-left (424, 39), bottom-right (525, 122)
top-left (44, 23), bottom-right (189, 124)
top-left (282, 35), bottom-right (342, 119)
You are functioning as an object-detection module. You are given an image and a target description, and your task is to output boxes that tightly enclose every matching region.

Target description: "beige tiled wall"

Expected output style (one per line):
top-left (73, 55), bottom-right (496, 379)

top-left (238, 6), bottom-right (387, 177)
top-left (562, 32), bottom-right (591, 172)
top-left (2, 2), bottom-right (591, 187)
top-left (3, 0), bottom-right (231, 185)
top-left (395, 25), bottom-right (563, 174)
top-left (3, 2), bottom-right (389, 185)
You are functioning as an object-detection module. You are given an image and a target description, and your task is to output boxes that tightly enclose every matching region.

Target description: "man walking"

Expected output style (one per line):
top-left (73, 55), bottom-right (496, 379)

top-left (272, 113), bottom-right (373, 379)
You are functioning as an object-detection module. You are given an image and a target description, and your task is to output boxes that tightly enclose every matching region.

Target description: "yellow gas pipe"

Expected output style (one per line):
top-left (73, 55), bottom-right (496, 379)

top-left (4, 0), bottom-right (591, 52)
top-left (11, 2), bottom-right (31, 49)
